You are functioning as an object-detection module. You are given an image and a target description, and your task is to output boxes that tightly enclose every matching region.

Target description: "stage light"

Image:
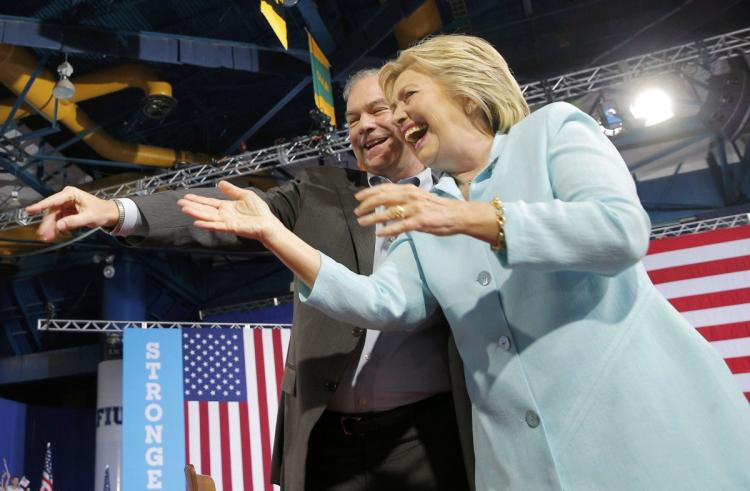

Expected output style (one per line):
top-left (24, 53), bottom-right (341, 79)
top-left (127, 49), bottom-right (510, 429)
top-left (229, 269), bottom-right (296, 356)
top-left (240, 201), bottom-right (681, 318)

top-left (630, 88), bottom-right (674, 126)
top-left (597, 98), bottom-right (623, 137)
top-left (53, 60), bottom-right (75, 100)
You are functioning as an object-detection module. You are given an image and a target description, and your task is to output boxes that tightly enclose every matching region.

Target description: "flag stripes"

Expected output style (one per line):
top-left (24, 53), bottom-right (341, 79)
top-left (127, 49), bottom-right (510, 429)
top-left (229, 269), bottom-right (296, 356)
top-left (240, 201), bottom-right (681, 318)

top-left (646, 224), bottom-right (750, 402)
top-left (184, 327), bottom-right (290, 491)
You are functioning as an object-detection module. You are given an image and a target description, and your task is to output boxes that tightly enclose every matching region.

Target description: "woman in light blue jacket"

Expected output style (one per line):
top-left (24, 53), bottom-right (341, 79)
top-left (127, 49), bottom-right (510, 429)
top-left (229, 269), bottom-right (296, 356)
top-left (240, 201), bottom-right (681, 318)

top-left (180, 35), bottom-right (750, 490)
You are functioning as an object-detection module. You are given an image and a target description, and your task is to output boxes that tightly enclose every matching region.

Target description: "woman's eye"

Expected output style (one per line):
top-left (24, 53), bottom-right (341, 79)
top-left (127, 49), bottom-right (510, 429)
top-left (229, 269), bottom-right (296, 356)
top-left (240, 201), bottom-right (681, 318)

top-left (404, 90), bottom-right (416, 101)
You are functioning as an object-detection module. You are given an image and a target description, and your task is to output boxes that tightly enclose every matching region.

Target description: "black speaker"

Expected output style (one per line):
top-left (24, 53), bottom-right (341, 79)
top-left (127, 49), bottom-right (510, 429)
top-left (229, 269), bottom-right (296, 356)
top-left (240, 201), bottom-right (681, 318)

top-left (700, 55), bottom-right (750, 141)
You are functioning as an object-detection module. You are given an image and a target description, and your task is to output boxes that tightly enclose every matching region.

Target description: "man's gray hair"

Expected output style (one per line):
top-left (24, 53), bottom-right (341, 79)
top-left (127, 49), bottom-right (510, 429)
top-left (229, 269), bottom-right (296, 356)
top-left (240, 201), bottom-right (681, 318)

top-left (342, 68), bottom-right (381, 102)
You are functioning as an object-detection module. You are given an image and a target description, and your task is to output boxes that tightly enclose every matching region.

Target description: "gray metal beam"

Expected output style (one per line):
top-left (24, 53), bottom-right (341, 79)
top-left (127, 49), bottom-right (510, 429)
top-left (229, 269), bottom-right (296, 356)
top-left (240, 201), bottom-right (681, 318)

top-left (0, 154), bottom-right (54, 196)
top-left (0, 344), bottom-right (102, 385)
top-left (0, 14), bottom-right (309, 74)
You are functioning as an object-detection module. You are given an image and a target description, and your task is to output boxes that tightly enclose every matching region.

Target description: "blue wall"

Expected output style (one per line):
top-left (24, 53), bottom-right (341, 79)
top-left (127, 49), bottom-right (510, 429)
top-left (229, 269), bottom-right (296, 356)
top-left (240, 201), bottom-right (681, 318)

top-left (0, 397), bottom-right (95, 491)
top-left (23, 404), bottom-right (96, 491)
top-left (0, 398), bottom-right (26, 480)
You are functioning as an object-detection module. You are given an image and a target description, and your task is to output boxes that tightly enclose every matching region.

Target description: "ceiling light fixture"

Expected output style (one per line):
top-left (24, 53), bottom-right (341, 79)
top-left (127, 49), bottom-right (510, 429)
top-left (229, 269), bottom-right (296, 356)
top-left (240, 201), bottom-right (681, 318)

top-left (53, 58), bottom-right (75, 101)
top-left (630, 88), bottom-right (674, 127)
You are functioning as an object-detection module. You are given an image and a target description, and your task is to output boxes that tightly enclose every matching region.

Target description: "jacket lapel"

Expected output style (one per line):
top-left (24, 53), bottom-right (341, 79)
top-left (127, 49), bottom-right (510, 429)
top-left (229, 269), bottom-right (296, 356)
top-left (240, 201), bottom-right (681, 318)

top-left (337, 172), bottom-right (375, 275)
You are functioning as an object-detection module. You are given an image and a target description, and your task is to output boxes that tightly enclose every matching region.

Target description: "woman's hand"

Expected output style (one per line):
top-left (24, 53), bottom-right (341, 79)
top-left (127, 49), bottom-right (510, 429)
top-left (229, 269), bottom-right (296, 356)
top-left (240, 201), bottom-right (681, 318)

top-left (178, 181), bottom-right (283, 245)
top-left (180, 180), bottom-right (323, 286)
top-left (355, 183), bottom-right (496, 240)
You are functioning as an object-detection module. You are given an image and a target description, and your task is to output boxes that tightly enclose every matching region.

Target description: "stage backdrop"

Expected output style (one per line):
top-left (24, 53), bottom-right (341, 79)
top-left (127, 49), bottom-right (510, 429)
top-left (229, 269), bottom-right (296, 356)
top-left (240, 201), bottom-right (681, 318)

top-left (123, 325), bottom-right (290, 491)
top-left (644, 223), bottom-right (750, 402)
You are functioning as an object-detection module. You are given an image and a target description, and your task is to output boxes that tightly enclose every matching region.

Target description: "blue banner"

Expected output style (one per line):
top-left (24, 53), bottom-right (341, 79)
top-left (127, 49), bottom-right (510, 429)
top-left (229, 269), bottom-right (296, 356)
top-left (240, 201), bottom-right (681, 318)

top-left (123, 328), bottom-right (185, 490)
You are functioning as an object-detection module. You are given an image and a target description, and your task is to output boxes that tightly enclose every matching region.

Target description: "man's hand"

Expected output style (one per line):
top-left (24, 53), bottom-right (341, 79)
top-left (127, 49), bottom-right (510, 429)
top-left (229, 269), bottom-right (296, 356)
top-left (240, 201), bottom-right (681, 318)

top-left (25, 186), bottom-right (120, 242)
top-left (178, 181), bottom-right (284, 245)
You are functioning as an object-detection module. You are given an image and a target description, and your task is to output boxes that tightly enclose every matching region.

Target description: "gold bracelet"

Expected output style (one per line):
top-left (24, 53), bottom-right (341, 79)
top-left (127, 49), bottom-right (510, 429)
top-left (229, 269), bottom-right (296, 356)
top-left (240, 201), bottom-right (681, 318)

top-left (490, 197), bottom-right (506, 251)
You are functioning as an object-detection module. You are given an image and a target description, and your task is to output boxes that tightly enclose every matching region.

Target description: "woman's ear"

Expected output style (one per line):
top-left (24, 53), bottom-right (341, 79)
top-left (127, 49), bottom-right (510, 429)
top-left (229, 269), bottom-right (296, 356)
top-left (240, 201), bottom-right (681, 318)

top-left (463, 98), bottom-right (477, 115)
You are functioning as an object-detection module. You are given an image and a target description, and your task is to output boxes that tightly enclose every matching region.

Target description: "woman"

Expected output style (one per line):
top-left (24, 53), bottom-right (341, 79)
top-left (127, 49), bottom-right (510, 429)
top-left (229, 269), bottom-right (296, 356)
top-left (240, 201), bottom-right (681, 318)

top-left (180, 35), bottom-right (750, 490)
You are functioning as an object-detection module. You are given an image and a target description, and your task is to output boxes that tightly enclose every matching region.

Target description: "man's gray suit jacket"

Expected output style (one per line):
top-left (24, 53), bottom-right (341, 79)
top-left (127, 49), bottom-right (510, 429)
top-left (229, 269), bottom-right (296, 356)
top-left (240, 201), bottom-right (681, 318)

top-left (130, 165), bottom-right (475, 491)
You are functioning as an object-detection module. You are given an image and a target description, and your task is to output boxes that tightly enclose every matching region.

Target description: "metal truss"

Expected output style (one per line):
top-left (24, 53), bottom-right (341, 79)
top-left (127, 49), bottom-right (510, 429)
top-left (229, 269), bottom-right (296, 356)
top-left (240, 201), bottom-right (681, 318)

top-left (650, 212), bottom-right (750, 240)
top-left (0, 128), bottom-right (352, 230)
top-left (37, 319), bottom-right (291, 332)
top-left (32, 212), bottom-right (750, 333)
top-left (520, 27), bottom-right (750, 107)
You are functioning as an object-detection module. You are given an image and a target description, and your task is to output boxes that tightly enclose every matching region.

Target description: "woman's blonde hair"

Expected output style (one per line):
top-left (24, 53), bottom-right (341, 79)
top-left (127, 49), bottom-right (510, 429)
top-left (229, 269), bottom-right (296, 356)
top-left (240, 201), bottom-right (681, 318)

top-left (379, 34), bottom-right (529, 135)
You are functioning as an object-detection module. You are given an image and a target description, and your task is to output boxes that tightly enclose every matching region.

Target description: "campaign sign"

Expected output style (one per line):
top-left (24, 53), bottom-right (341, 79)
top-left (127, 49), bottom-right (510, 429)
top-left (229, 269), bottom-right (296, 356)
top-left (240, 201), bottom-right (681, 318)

top-left (123, 328), bottom-right (185, 490)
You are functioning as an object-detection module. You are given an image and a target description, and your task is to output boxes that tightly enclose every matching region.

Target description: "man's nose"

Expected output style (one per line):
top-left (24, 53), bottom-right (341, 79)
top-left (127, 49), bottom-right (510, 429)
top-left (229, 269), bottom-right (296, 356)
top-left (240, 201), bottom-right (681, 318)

top-left (359, 112), bottom-right (377, 131)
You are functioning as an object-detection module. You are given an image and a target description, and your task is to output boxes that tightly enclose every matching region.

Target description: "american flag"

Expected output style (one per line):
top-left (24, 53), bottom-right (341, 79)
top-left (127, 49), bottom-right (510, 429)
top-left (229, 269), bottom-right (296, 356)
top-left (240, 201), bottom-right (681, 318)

top-left (183, 326), bottom-right (290, 491)
top-left (644, 223), bottom-right (750, 402)
top-left (39, 443), bottom-right (53, 491)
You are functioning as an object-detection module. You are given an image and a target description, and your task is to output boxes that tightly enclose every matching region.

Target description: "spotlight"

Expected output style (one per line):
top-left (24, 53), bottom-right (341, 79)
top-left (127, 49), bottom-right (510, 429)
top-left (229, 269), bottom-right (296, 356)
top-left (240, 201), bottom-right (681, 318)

top-left (630, 88), bottom-right (674, 126)
top-left (53, 60), bottom-right (75, 100)
top-left (597, 98), bottom-right (623, 137)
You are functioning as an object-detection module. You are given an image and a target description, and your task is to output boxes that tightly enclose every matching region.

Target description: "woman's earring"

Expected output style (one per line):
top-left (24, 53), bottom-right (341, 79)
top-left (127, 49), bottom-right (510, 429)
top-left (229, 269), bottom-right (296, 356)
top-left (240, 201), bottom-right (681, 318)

top-left (465, 102), bottom-right (475, 114)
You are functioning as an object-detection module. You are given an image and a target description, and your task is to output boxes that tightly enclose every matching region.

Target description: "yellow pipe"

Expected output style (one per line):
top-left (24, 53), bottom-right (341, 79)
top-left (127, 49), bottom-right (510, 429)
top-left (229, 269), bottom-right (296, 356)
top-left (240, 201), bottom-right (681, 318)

top-left (0, 63), bottom-right (174, 122)
top-left (391, 0), bottom-right (443, 49)
top-left (0, 44), bottom-right (210, 166)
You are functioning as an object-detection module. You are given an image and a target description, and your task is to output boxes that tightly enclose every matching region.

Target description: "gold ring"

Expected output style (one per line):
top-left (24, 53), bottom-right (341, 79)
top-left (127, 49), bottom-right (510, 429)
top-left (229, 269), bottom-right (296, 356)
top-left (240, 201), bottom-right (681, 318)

top-left (388, 205), bottom-right (406, 220)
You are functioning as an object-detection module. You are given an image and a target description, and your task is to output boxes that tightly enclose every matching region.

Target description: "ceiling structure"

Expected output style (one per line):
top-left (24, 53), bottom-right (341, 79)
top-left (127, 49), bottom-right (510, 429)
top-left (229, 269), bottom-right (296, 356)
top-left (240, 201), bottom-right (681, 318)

top-left (0, 0), bottom-right (749, 402)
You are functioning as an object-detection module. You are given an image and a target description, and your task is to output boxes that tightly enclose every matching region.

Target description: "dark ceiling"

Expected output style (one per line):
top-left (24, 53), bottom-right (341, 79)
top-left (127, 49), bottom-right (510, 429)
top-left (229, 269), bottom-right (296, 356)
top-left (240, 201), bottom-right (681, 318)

top-left (0, 0), bottom-right (747, 161)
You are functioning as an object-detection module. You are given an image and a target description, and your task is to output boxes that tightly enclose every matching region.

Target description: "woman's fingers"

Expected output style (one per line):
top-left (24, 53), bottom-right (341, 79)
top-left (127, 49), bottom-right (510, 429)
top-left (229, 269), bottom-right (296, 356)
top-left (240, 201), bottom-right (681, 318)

top-left (192, 220), bottom-right (231, 233)
top-left (179, 202), bottom-right (221, 222)
top-left (375, 219), bottom-right (416, 237)
top-left (357, 207), bottom-right (405, 227)
top-left (217, 180), bottom-right (250, 200)
top-left (181, 194), bottom-right (225, 208)
top-left (354, 184), bottom-right (417, 216)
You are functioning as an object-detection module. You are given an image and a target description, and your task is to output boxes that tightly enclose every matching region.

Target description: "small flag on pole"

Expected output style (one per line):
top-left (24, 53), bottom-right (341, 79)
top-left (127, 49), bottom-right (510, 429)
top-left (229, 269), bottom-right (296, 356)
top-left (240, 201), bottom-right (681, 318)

top-left (103, 465), bottom-right (111, 491)
top-left (307, 31), bottom-right (336, 126)
top-left (39, 442), bottom-right (53, 491)
top-left (260, 0), bottom-right (287, 49)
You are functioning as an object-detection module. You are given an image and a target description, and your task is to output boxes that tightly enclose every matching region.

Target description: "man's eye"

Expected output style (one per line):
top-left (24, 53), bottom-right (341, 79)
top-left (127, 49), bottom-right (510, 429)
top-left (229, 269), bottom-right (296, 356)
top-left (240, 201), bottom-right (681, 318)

top-left (347, 120), bottom-right (359, 127)
top-left (373, 107), bottom-right (390, 114)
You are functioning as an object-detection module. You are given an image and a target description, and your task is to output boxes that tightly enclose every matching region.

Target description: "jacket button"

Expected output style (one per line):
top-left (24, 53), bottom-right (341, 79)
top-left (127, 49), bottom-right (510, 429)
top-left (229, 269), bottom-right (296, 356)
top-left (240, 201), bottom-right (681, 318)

top-left (499, 336), bottom-right (511, 351)
top-left (476, 271), bottom-right (491, 286)
top-left (525, 410), bottom-right (540, 428)
top-left (324, 381), bottom-right (338, 391)
top-left (351, 327), bottom-right (364, 337)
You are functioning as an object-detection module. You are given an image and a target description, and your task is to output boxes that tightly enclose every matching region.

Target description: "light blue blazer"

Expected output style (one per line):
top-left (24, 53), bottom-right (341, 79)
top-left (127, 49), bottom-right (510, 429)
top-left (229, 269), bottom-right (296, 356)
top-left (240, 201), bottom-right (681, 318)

top-left (301, 102), bottom-right (750, 490)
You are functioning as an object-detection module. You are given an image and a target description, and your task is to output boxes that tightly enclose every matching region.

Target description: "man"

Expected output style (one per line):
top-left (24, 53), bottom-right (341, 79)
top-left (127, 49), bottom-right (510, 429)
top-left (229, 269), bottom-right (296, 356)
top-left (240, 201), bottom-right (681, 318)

top-left (29, 70), bottom-right (474, 490)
